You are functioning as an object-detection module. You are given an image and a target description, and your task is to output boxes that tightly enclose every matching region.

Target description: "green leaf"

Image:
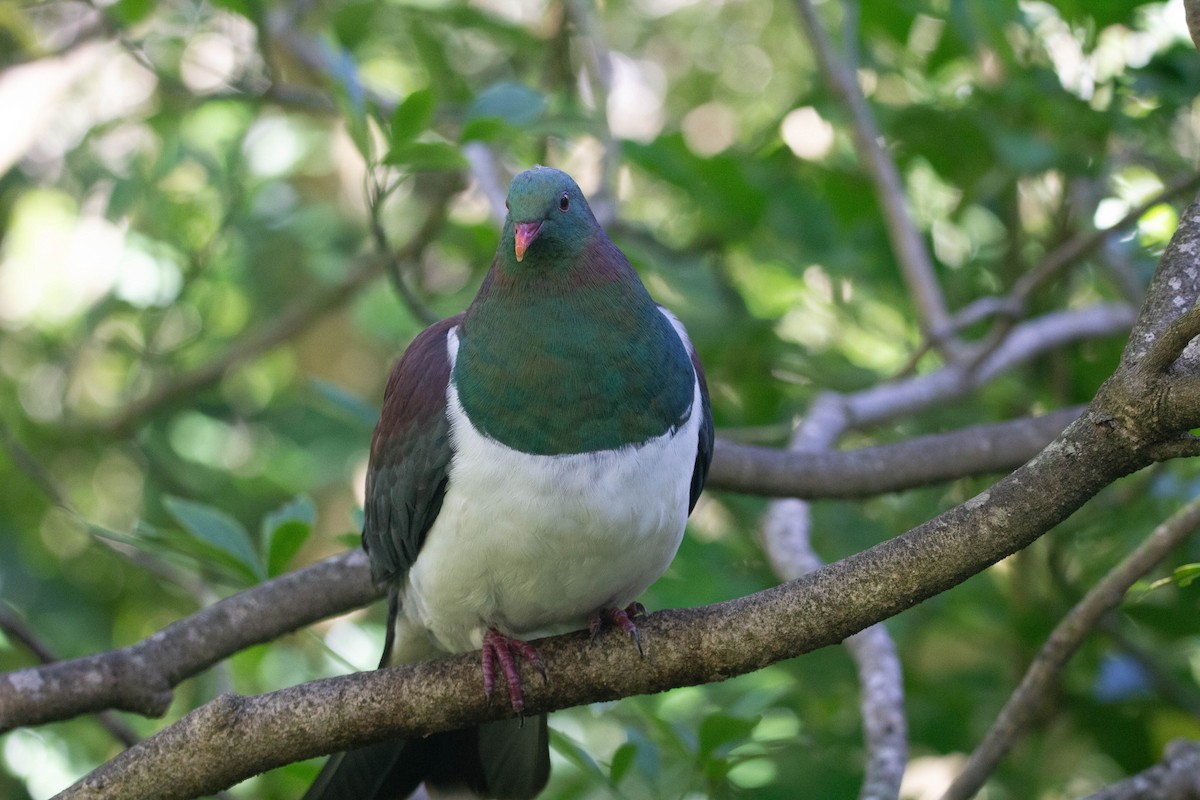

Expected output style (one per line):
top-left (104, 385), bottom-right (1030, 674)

top-left (109, 0), bottom-right (155, 24)
top-left (310, 379), bottom-right (379, 429)
top-left (1173, 563), bottom-right (1200, 588)
top-left (390, 89), bottom-right (436, 146)
top-left (467, 82), bottom-right (545, 127)
top-left (262, 496), bottom-right (316, 577)
top-left (608, 741), bottom-right (637, 784)
top-left (384, 141), bottom-right (467, 171)
top-left (460, 117), bottom-right (509, 143)
top-left (165, 496), bottom-right (264, 581)
top-left (333, 1), bottom-right (378, 49)
top-left (549, 730), bottom-right (605, 778)
top-left (337, 532), bottom-right (363, 549)
top-left (697, 712), bottom-right (760, 760)
top-left (210, 0), bottom-right (254, 17)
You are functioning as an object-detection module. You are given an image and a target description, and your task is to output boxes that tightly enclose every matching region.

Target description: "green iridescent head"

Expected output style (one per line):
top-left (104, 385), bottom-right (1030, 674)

top-left (503, 167), bottom-right (597, 266)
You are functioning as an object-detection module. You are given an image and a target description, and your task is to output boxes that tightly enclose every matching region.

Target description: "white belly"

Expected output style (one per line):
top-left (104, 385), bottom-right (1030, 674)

top-left (400, 328), bottom-right (702, 654)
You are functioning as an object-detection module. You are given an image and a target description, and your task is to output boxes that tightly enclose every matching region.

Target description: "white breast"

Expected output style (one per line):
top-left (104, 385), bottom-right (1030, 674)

top-left (398, 320), bottom-right (702, 655)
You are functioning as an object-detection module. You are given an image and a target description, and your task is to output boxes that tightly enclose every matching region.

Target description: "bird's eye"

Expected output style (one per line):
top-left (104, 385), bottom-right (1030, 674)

top-left (558, 192), bottom-right (570, 212)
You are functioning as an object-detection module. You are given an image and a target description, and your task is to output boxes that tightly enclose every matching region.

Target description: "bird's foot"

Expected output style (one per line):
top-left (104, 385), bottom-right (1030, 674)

top-left (481, 628), bottom-right (547, 714)
top-left (588, 602), bottom-right (647, 657)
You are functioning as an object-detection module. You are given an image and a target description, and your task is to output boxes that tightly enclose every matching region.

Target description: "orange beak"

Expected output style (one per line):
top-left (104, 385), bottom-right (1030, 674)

top-left (514, 221), bottom-right (543, 262)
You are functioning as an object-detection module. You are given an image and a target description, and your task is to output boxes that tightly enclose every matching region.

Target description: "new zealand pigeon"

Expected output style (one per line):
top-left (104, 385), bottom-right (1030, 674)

top-left (304, 166), bottom-right (714, 799)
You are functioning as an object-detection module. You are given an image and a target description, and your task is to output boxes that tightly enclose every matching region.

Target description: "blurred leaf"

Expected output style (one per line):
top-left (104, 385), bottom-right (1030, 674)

top-left (549, 730), bottom-right (606, 778)
top-left (337, 532), bottom-right (363, 549)
top-left (460, 117), bottom-right (510, 143)
top-left (263, 496), bottom-right (316, 577)
top-left (384, 141), bottom-right (467, 171)
top-left (467, 82), bottom-right (546, 127)
top-left (1172, 563), bottom-right (1200, 588)
top-left (390, 89), bottom-right (436, 146)
top-left (608, 741), bottom-right (637, 784)
top-left (164, 496), bottom-right (264, 582)
top-left (210, 0), bottom-right (255, 18)
top-left (310, 379), bottom-right (379, 429)
top-left (109, 0), bottom-right (155, 24)
top-left (333, 1), bottom-right (378, 49)
top-left (697, 712), bottom-right (760, 760)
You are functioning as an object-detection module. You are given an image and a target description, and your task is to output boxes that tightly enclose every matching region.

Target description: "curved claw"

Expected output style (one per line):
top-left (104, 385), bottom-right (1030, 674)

top-left (588, 602), bottom-right (647, 657)
top-left (482, 628), bottom-right (546, 714)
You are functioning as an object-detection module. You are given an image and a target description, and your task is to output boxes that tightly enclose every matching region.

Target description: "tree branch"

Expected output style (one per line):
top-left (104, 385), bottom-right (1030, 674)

top-left (761, 393), bottom-right (908, 800)
top-left (1080, 740), bottom-right (1200, 800)
top-left (0, 551), bottom-right (377, 733)
top-left (712, 406), bottom-right (1082, 498)
top-left (941, 497), bottom-right (1200, 800)
top-left (0, 606), bottom-right (139, 748)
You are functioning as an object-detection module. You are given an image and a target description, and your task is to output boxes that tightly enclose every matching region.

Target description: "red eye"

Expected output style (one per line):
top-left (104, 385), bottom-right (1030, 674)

top-left (558, 192), bottom-right (570, 212)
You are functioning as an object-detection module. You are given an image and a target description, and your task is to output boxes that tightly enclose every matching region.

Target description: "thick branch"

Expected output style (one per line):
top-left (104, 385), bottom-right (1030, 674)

top-left (942, 498), bottom-right (1200, 800)
top-left (0, 551), bottom-right (377, 733)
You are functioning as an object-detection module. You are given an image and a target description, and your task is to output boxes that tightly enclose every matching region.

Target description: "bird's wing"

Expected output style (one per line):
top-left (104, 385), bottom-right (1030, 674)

top-left (686, 342), bottom-right (714, 513)
top-left (361, 314), bottom-right (462, 613)
top-left (657, 306), bottom-right (714, 512)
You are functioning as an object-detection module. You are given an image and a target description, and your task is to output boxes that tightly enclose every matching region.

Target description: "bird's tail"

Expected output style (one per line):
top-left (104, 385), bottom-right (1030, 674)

top-left (301, 715), bottom-right (550, 800)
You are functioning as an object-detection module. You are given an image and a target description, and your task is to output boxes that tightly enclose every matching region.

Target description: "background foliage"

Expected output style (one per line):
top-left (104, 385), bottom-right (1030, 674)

top-left (1, 0), bottom-right (1199, 797)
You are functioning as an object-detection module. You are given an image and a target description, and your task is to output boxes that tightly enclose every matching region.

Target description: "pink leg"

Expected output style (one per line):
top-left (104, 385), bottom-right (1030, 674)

top-left (481, 628), bottom-right (547, 713)
top-left (587, 602), bottom-right (647, 656)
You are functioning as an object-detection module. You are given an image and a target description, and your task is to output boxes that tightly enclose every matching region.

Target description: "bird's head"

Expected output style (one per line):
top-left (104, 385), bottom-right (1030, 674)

top-left (502, 166), bottom-right (597, 266)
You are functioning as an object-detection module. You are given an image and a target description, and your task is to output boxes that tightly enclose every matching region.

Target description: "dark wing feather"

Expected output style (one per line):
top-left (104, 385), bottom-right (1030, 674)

top-left (361, 314), bottom-right (462, 593)
top-left (686, 344), bottom-right (714, 513)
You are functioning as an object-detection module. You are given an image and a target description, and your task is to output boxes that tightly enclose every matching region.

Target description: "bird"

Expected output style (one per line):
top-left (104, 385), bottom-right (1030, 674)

top-left (304, 166), bottom-right (713, 799)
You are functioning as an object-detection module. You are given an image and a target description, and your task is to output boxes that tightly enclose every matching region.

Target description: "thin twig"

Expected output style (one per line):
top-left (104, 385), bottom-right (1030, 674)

top-left (367, 173), bottom-right (461, 327)
top-left (950, 172), bottom-right (1200, 372)
top-left (940, 497), bottom-right (1200, 800)
top-left (792, 0), bottom-right (951, 343)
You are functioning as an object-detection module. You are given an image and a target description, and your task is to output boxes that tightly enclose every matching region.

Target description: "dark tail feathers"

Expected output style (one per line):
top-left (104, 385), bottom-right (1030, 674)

top-left (302, 716), bottom-right (550, 800)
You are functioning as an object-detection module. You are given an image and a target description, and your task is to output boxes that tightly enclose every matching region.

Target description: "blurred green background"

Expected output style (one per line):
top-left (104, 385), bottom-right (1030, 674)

top-left (1, 0), bottom-right (1199, 797)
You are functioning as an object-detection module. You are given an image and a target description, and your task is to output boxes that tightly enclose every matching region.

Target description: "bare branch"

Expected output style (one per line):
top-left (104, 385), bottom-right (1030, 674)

top-left (0, 605), bottom-right (139, 749)
top-left (368, 173), bottom-right (464, 327)
top-left (941, 498), bottom-right (1200, 800)
top-left (1122, 202), bottom-right (1200, 371)
top-left (952, 172), bottom-right (1200, 338)
top-left (711, 407), bottom-right (1082, 499)
top-left (0, 551), bottom-right (377, 733)
top-left (1186, 0), bottom-right (1200, 51)
top-left (1079, 739), bottom-right (1200, 800)
top-left (846, 626), bottom-right (908, 800)
top-left (792, 0), bottom-right (951, 341)
top-left (761, 392), bottom-right (908, 800)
